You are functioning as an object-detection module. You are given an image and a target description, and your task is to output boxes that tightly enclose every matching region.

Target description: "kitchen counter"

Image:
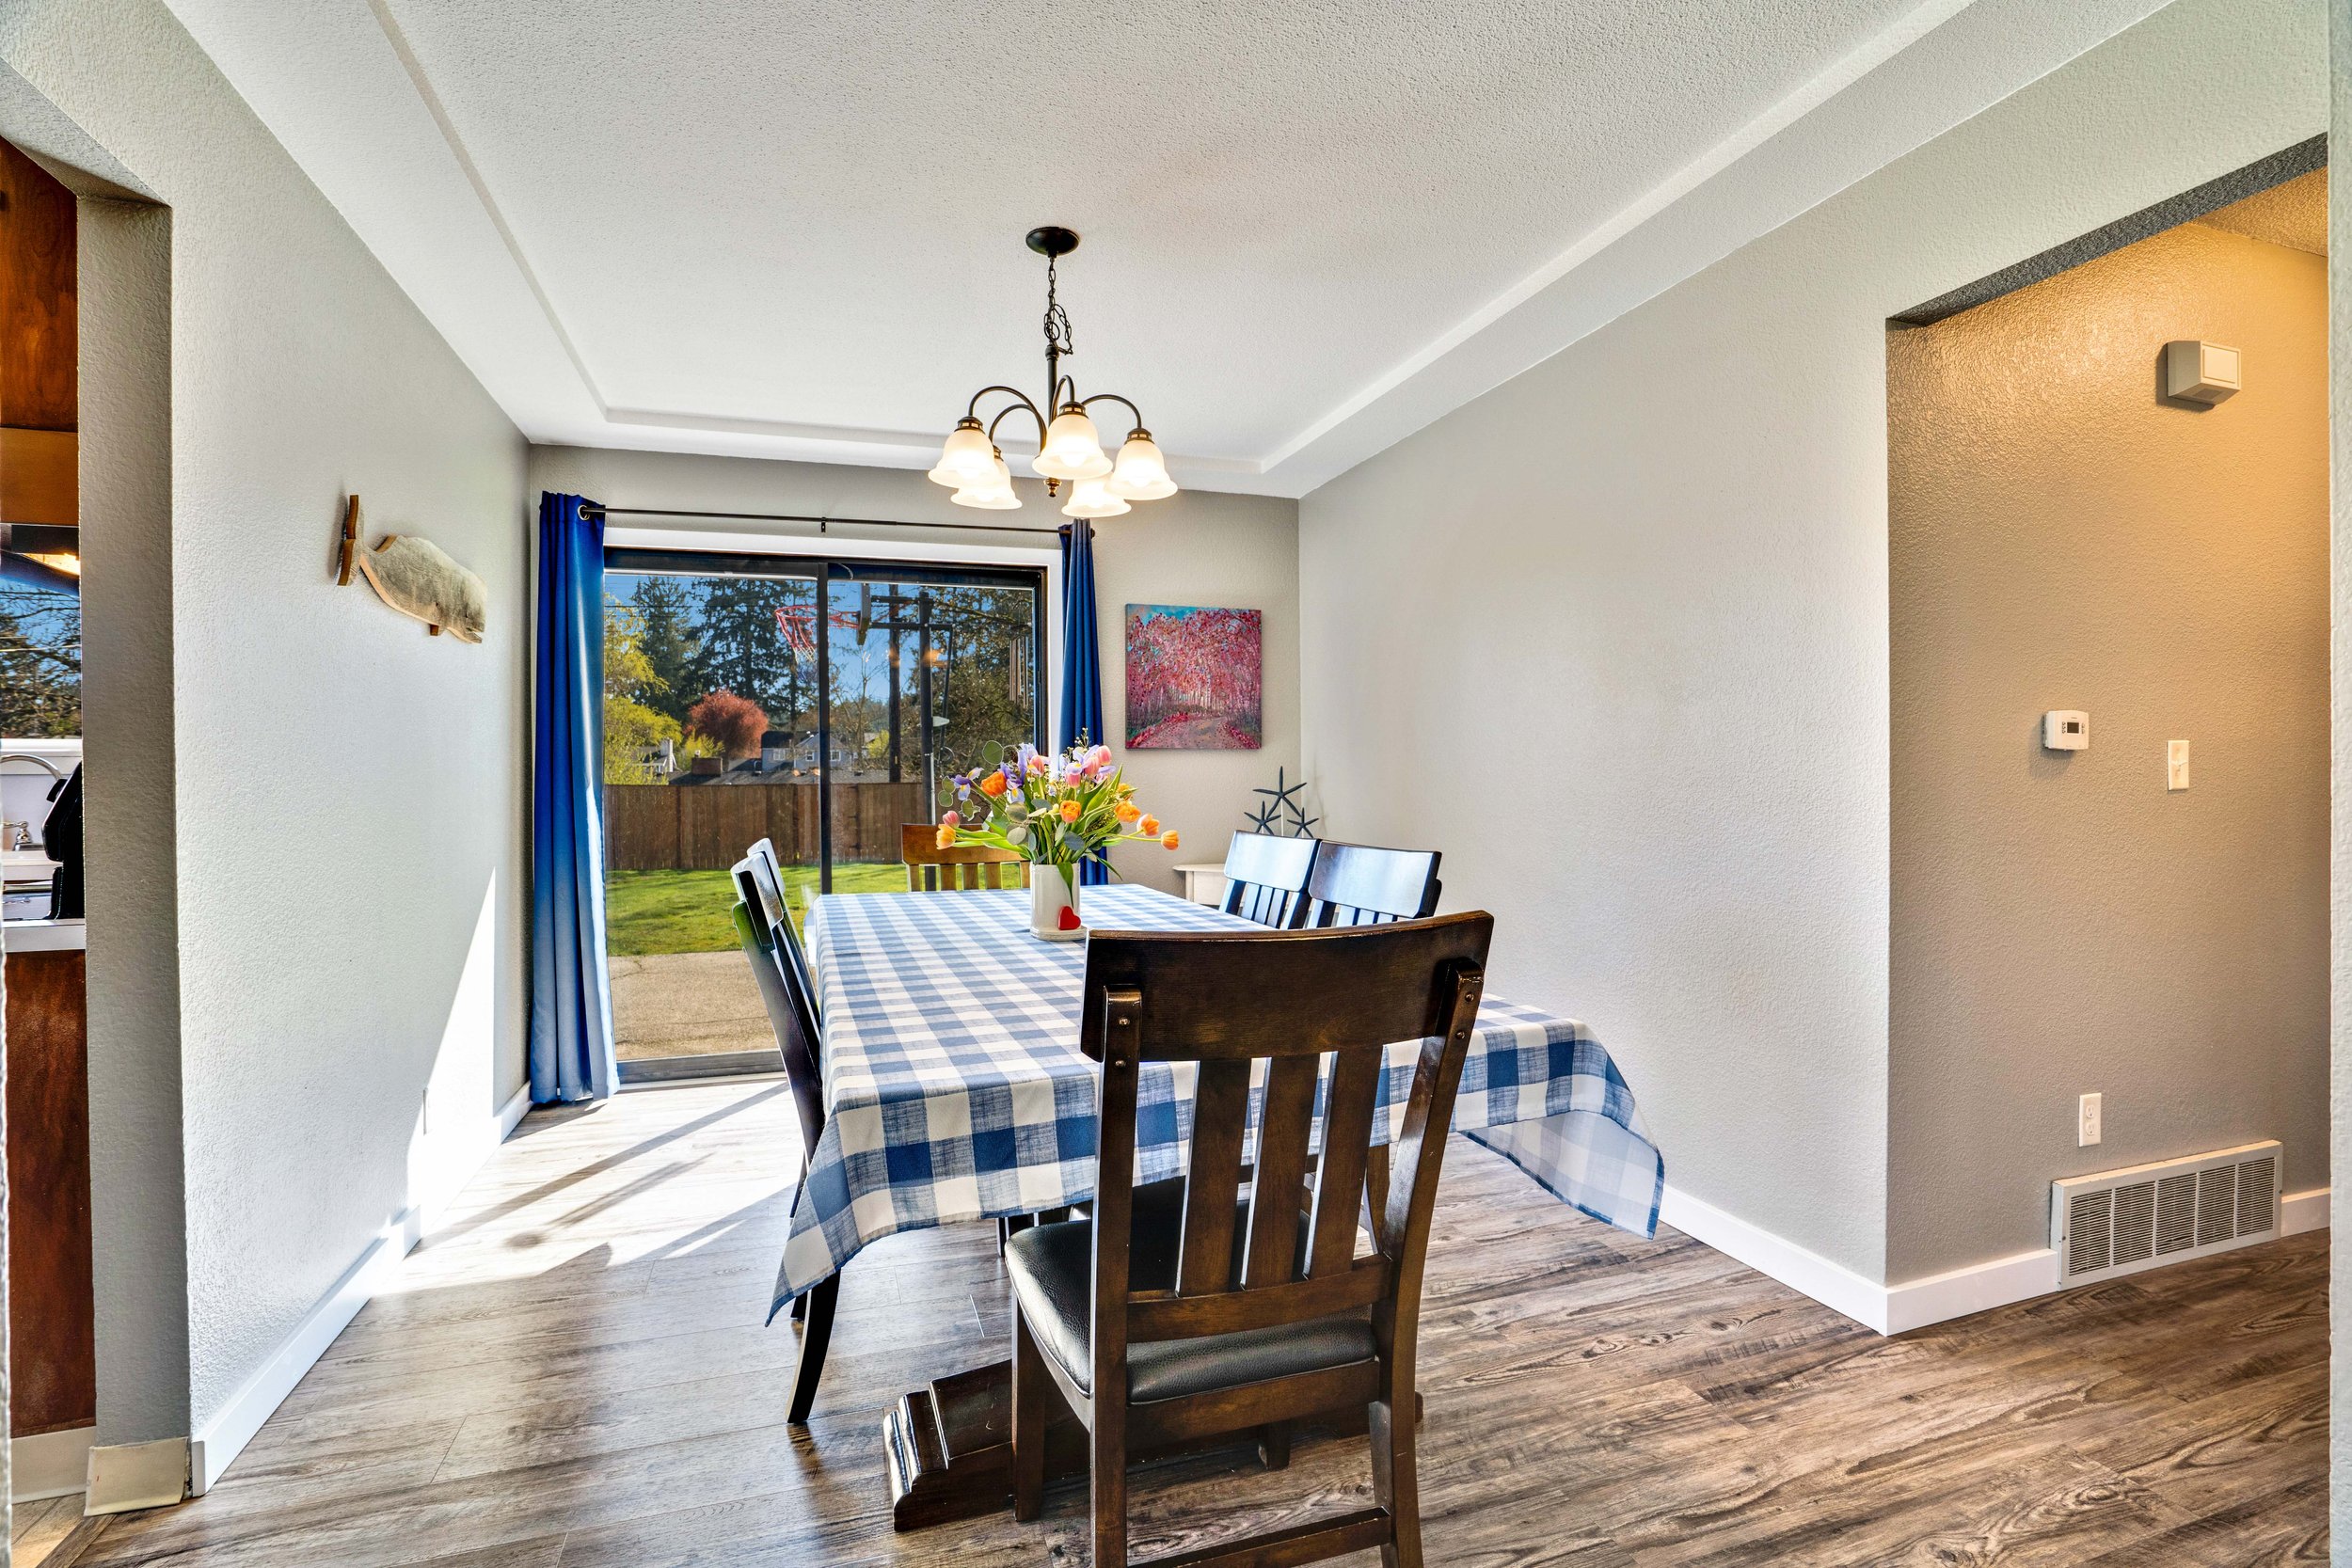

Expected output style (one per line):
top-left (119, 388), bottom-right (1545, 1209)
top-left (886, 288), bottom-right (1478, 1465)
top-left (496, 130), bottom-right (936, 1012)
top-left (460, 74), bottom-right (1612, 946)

top-left (3, 917), bottom-right (85, 952)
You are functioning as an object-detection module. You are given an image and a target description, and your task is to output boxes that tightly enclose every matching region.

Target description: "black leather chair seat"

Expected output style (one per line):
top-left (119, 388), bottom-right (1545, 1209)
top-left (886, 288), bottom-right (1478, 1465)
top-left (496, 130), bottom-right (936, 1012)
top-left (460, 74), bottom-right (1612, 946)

top-left (1005, 1183), bottom-right (1376, 1405)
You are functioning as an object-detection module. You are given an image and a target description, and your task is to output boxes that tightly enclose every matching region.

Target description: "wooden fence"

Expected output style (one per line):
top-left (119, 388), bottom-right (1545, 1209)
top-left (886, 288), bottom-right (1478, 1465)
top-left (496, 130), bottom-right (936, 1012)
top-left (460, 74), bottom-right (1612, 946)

top-left (603, 782), bottom-right (930, 872)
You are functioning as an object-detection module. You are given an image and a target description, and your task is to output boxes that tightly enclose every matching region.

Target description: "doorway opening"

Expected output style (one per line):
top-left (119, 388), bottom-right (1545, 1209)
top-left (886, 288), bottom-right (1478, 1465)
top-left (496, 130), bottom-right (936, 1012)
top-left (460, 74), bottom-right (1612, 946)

top-left (0, 132), bottom-right (93, 1520)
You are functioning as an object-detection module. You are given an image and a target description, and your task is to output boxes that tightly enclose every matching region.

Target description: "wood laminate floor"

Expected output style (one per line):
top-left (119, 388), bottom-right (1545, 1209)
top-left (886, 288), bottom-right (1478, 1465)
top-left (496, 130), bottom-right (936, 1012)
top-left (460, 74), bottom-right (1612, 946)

top-left (55, 1078), bottom-right (2328, 1567)
top-left (15, 1492), bottom-right (100, 1568)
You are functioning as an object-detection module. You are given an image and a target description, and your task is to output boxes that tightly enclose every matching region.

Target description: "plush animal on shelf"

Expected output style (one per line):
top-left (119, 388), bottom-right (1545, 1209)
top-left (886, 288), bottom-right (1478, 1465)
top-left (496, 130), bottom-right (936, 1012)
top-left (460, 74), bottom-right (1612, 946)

top-left (336, 495), bottom-right (487, 642)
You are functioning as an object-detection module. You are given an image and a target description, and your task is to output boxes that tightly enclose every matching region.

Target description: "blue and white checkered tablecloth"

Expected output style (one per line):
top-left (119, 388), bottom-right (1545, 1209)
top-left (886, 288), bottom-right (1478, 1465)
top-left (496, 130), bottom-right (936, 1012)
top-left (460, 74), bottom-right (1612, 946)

top-left (772, 884), bottom-right (1663, 1311)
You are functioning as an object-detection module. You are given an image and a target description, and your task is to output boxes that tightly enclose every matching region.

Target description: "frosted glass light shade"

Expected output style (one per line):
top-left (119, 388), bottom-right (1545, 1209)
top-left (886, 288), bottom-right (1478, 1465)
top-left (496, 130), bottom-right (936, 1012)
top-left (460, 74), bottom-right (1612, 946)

top-left (1060, 477), bottom-right (1131, 518)
top-left (1034, 407), bottom-right (1112, 481)
top-left (953, 451), bottom-right (1021, 510)
top-left (1104, 433), bottom-right (1177, 500)
top-left (929, 420), bottom-right (997, 489)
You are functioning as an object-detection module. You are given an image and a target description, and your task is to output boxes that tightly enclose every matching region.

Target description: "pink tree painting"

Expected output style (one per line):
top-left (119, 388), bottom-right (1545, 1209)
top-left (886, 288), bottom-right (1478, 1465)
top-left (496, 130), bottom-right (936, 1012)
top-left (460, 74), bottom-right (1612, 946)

top-left (1124, 605), bottom-right (1263, 750)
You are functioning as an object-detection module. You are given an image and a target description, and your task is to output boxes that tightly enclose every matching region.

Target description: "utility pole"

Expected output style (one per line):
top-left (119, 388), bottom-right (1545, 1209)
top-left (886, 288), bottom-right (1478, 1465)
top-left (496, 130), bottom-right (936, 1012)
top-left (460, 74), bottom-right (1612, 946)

top-left (883, 586), bottom-right (902, 784)
top-left (918, 590), bottom-right (935, 811)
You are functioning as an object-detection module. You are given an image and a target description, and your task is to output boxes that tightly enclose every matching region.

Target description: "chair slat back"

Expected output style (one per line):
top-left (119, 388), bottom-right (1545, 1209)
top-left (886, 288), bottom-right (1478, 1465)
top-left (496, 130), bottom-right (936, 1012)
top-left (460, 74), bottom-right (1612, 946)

top-left (900, 823), bottom-right (1031, 891)
top-left (745, 837), bottom-right (819, 1032)
top-left (732, 862), bottom-right (825, 1150)
top-left (1081, 915), bottom-right (1491, 1354)
top-left (1304, 842), bottom-right (1441, 927)
top-left (1217, 832), bottom-right (1318, 928)
top-left (742, 837), bottom-right (789, 927)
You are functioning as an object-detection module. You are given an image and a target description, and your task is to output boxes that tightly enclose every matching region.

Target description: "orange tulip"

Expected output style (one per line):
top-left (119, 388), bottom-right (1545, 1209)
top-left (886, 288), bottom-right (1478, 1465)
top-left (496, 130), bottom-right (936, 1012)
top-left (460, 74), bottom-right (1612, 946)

top-left (1138, 815), bottom-right (1159, 836)
top-left (979, 772), bottom-right (1007, 798)
top-left (1160, 831), bottom-right (1181, 851)
top-left (1058, 800), bottom-right (1082, 824)
top-left (1116, 800), bottom-right (1141, 824)
top-left (936, 823), bottom-right (957, 848)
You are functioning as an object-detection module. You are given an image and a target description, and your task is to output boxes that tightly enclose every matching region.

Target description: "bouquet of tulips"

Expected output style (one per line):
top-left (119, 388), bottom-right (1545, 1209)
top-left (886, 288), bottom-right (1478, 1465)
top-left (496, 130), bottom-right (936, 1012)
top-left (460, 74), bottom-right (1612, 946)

top-left (939, 741), bottom-right (1179, 893)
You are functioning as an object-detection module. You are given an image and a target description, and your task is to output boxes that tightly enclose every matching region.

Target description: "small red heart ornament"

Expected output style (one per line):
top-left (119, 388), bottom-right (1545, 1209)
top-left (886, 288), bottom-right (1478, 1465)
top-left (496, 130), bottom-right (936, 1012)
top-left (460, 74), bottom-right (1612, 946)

top-left (1058, 906), bottom-right (1082, 931)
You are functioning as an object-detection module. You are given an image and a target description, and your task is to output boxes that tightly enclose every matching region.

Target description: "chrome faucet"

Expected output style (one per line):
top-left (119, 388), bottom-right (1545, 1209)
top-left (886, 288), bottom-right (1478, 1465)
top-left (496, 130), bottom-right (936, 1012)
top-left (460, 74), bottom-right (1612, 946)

top-left (0, 752), bottom-right (65, 779)
top-left (1, 756), bottom-right (69, 855)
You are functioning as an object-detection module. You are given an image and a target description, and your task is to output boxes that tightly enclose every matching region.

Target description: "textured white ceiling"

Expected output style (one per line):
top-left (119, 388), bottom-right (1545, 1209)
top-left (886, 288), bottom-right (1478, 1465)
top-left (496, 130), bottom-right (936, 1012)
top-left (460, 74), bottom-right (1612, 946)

top-left (166, 0), bottom-right (2170, 494)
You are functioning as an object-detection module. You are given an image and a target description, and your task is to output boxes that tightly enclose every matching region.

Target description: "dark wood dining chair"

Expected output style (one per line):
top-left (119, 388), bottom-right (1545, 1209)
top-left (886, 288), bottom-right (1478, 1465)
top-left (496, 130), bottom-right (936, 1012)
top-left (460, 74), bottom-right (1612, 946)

top-left (1216, 831), bottom-right (1318, 928)
top-left (728, 861), bottom-right (837, 1422)
top-left (745, 836), bottom-right (819, 1038)
top-left (902, 822), bottom-right (1031, 890)
top-left (1009, 912), bottom-right (1494, 1568)
top-left (1302, 841), bottom-right (1441, 927)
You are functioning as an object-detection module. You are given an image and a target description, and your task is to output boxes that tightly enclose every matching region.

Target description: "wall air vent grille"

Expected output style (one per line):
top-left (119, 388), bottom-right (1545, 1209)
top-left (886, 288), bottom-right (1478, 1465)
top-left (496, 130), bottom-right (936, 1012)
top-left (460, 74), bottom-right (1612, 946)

top-left (2066, 1192), bottom-right (2111, 1279)
top-left (2109, 1180), bottom-right (2154, 1267)
top-left (2236, 1156), bottom-right (2275, 1235)
top-left (2153, 1173), bottom-right (2197, 1257)
top-left (2052, 1140), bottom-right (2281, 1288)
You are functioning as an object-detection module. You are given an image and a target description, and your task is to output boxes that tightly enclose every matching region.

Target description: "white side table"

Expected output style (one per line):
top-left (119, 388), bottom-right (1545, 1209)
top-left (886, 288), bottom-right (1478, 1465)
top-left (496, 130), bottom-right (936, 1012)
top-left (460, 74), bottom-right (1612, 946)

top-left (1173, 863), bottom-right (1228, 909)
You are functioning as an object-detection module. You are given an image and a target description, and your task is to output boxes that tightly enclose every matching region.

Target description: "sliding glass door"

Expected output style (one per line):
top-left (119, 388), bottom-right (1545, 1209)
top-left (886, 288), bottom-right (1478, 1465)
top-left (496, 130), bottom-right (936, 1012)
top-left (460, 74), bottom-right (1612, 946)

top-left (819, 573), bottom-right (1042, 879)
top-left (600, 548), bottom-right (1045, 1076)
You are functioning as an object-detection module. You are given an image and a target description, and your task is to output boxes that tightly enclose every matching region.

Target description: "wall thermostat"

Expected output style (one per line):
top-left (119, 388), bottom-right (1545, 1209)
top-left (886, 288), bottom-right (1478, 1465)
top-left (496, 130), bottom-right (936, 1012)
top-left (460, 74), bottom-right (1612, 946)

top-left (2164, 341), bottom-right (2241, 404)
top-left (2043, 710), bottom-right (2089, 752)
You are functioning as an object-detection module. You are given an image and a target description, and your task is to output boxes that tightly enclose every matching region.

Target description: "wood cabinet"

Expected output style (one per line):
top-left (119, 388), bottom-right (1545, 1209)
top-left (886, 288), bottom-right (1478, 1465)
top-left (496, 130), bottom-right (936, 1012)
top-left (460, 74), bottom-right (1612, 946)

top-left (0, 135), bottom-right (76, 528)
top-left (6, 945), bottom-right (95, 1436)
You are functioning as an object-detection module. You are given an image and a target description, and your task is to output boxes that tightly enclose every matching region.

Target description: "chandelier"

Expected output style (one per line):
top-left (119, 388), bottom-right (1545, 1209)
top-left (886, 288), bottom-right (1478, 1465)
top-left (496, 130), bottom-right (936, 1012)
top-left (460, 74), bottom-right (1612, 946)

top-left (927, 227), bottom-right (1178, 517)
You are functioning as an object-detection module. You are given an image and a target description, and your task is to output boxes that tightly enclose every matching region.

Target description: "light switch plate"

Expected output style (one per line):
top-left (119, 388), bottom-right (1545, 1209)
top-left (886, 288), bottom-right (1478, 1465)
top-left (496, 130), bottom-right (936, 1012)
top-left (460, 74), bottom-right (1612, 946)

top-left (2167, 739), bottom-right (2190, 792)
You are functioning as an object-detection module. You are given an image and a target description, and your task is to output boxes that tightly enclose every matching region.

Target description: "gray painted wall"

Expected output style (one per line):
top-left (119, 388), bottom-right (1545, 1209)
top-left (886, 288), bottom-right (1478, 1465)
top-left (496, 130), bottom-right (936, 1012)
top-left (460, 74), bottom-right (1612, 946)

top-left (0, 0), bottom-right (530, 1445)
top-left (527, 446), bottom-right (1300, 894)
top-left (1888, 219), bottom-right (2328, 1281)
top-left (77, 190), bottom-right (191, 1447)
top-left (1299, 0), bottom-right (2325, 1284)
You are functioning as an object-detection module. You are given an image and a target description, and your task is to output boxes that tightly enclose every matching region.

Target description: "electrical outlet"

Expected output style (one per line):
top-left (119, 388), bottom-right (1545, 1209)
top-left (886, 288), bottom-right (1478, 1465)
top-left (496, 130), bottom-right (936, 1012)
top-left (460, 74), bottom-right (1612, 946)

top-left (2078, 1092), bottom-right (2102, 1148)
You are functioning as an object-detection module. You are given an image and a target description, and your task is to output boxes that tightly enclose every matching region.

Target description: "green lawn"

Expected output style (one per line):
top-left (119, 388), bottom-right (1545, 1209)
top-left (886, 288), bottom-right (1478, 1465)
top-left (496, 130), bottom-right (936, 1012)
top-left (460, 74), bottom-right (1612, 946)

top-left (605, 863), bottom-right (909, 956)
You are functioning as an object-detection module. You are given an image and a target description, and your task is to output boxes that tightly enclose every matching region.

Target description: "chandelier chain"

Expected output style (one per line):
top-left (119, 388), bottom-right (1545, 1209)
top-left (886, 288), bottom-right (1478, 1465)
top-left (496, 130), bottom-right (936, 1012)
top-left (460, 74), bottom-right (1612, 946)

top-left (1042, 255), bottom-right (1074, 365)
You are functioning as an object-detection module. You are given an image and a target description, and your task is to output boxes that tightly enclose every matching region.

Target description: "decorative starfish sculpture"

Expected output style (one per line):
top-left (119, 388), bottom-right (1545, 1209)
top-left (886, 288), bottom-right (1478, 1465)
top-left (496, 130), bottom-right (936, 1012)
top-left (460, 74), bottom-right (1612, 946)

top-left (1248, 768), bottom-right (1317, 838)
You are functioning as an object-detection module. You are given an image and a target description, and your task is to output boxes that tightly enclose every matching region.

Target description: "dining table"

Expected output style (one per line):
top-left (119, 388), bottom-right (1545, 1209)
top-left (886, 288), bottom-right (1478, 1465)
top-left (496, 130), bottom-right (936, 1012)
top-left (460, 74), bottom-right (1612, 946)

top-left (772, 881), bottom-right (1665, 1530)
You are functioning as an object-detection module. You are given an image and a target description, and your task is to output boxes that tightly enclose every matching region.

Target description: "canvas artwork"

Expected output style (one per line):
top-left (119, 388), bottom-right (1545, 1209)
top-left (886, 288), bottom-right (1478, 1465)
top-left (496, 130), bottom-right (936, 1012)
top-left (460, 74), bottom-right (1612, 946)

top-left (1123, 605), bottom-right (1263, 750)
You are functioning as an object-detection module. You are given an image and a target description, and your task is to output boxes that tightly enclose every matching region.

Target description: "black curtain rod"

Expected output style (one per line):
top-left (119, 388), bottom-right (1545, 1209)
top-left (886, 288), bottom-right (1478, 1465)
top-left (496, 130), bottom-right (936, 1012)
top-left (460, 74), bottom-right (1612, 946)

top-left (582, 505), bottom-right (1066, 538)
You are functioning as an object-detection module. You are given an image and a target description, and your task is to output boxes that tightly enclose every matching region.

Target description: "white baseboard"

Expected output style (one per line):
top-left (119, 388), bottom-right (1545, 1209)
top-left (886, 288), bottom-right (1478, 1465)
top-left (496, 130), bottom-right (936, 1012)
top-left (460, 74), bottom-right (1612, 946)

top-left (2282, 1185), bottom-right (2329, 1235)
top-left (9, 1424), bottom-right (93, 1503)
top-left (1661, 1182), bottom-right (2331, 1338)
top-left (497, 1080), bottom-right (533, 1140)
top-left (189, 1220), bottom-right (407, 1496)
top-left (187, 1078), bottom-right (533, 1497)
top-left (1883, 1246), bottom-right (2058, 1334)
top-left (1660, 1185), bottom-right (1892, 1333)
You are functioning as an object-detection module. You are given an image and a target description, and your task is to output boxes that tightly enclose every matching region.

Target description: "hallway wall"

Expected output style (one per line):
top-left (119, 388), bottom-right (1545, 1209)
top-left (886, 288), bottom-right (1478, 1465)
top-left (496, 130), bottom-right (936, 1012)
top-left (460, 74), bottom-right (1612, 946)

top-left (1299, 0), bottom-right (2325, 1286)
top-left (1887, 215), bottom-right (2329, 1279)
